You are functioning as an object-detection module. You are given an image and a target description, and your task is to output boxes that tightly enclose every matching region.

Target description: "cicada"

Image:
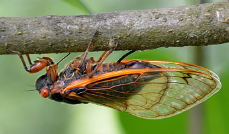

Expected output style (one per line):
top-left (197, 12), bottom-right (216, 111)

top-left (9, 31), bottom-right (221, 119)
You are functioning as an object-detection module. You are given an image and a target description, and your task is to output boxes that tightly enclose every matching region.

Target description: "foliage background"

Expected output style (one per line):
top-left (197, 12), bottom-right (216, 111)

top-left (0, 0), bottom-right (227, 134)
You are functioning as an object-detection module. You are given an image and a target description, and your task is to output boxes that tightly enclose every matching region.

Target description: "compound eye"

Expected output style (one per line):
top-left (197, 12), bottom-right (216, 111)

top-left (40, 88), bottom-right (49, 98)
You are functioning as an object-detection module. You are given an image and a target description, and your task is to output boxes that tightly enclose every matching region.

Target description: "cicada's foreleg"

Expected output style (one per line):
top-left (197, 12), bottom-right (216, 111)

top-left (7, 48), bottom-right (30, 72)
top-left (7, 48), bottom-right (55, 74)
top-left (26, 54), bottom-right (32, 65)
top-left (47, 53), bottom-right (70, 84)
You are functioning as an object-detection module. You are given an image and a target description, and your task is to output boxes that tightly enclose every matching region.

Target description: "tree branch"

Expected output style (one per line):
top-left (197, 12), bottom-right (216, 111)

top-left (1, 1), bottom-right (229, 54)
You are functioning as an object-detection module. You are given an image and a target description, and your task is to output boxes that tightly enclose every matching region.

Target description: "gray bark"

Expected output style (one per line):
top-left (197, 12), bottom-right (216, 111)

top-left (1, 1), bottom-right (229, 54)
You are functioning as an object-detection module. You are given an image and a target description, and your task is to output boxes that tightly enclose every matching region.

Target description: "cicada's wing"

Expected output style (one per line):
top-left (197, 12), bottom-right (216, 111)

top-left (68, 61), bottom-right (221, 119)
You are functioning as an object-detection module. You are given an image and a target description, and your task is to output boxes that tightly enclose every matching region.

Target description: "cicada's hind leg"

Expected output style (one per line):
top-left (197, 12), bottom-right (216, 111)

top-left (117, 50), bottom-right (136, 64)
top-left (87, 40), bottom-right (119, 78)
top-left (86, 43), bottom-right (135, 77)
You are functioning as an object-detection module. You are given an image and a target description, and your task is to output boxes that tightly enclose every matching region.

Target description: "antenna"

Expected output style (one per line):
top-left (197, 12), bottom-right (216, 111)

top-left (22, 89), bottom-right (37, 92)
top-left (56, 53), bottom-right (70, 65)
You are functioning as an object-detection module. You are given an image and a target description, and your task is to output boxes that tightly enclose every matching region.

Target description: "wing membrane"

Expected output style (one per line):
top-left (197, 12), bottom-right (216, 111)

top-left (68, 61), bottom-right (221, 119)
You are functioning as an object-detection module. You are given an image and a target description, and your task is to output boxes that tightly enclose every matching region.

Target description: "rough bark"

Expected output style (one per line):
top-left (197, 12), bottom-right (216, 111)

top-left (0, 1), bottom-right (229, 54)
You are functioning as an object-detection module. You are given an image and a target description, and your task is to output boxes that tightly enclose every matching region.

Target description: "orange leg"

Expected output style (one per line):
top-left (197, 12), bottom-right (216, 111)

top-left (78, 31), bottom-right (98, 69)
top-left (88, 41), bottom-right (118, 78)
top-left (26, 54), bottom-right (32, 65)
top-left (86, 60), bottom-right (92, 76)
top-left (97, 51), bottom-right (107, 62)
top-left (7, 48), bottom-right (31, 72)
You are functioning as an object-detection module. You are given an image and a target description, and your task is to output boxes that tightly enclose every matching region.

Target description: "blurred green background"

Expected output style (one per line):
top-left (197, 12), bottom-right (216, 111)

top-left (0, 0), bottom-right (227, 134)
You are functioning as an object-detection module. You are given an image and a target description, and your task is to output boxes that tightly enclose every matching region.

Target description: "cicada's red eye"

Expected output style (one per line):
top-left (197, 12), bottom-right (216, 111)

top-left (40, 88), bottom-right (49, 98)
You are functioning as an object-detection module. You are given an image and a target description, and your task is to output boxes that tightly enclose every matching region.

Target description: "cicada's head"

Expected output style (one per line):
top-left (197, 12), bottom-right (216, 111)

top-left (35, 74), bottom-right (63, 98)
top-left (35, 74), bottom-right (50, 98)
top-left (35, 74), bottom-right (81, 104)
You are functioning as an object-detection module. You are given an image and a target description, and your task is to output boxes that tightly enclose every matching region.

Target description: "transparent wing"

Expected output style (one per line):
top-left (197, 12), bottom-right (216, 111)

top-left (69, 61), bottom-right (221, 119)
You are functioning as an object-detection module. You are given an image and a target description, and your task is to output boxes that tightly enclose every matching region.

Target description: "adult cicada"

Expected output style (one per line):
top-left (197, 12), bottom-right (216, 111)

top-left (8, 31), bottom-right (221, 119)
